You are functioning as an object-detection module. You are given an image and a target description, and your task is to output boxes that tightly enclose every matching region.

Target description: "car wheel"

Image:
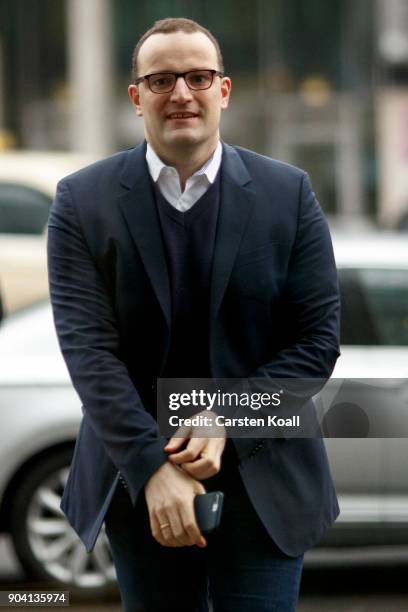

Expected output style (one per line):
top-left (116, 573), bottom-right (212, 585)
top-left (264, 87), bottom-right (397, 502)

top-left (9, 448), bottom-right (117, 599)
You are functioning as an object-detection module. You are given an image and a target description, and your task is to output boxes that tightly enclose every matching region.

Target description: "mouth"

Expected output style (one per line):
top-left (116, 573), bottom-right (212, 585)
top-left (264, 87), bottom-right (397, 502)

top-left (167, 112), bottom-right (199, 120)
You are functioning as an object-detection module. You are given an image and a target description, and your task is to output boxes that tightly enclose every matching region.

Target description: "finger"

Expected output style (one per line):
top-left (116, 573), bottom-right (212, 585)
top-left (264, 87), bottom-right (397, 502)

top-left (149, 511), bottom-right (167, 547)
top-left (180, 439), bottom-right (224, 478)
top-left (164, 426), bottom-right (191, 452)
top-left (168, 509), bottom-right (191, 547)
top-left (179, 499), bottom-right (207, 548)
top-left (167, 439), bottom-right (205, 464)
top-left (174, 506), bottom-right (197, 546)
top-left (155, 511), bottom-right (180, 547)
top-left (193, 480), bottom-right (207, 496)
top-left (164, 437), bottom-right (188, 454)
top-left (181, 456), bottom-right (220, 480)
top-left (159, 503), bottom-right (192, 548)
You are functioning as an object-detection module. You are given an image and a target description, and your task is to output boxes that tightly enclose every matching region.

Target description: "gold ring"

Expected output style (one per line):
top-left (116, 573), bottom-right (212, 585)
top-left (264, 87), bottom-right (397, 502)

top-left (160, 522), bottom-right (170, 530)
top-left (201, 451), bottom-right (208, 458)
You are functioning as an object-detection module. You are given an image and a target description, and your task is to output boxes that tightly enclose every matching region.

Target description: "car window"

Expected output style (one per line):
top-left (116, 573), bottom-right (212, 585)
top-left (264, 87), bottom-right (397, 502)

top-left (0, 182), bottom-right (52, 234)
top-left (339, 268), bottom-right (408, 346)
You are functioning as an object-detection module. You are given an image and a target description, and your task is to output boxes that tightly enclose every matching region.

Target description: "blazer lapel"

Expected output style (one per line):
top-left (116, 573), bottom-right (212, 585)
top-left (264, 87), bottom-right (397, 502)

top-left (117, 143), bottom-right (171, 329)
top-left (210, 143), bottom-right (256, 323)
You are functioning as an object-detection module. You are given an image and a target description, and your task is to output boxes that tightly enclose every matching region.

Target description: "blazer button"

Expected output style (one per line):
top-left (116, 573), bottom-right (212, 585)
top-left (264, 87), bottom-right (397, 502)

top-left (119, 473), bottom-right (128, 489)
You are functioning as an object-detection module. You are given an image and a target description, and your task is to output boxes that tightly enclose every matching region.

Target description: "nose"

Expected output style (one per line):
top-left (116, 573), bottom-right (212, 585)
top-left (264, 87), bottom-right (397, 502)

top-left (170, 76), bottom-right (193, 102)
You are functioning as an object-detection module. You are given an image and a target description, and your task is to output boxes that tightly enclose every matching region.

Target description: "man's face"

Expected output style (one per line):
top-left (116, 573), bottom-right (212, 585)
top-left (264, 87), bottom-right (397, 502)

top-left (128, 31), bottom-right (231, 158)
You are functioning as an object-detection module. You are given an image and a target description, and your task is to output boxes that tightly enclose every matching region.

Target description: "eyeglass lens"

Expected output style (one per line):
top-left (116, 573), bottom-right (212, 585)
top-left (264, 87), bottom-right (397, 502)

top-left (148, 70), bottom-right (214, 93)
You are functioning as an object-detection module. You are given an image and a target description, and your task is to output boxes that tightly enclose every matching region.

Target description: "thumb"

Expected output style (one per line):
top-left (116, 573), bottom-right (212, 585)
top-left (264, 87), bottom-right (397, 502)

top-left (164, 425), bottom-right (190, 452)
top-left (164, 436), bottom-right (187, 452)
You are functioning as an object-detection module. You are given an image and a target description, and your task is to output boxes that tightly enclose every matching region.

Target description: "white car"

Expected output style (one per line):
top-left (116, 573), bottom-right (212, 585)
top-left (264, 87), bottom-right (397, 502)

top-left (322, 232), bottom-right (408, 549)
top-left (0, 302), bottom-right (116, 597)
top-left (0, 232), bottom-right (407, 597)
top-left (0, 151), bottom-right (96, 316)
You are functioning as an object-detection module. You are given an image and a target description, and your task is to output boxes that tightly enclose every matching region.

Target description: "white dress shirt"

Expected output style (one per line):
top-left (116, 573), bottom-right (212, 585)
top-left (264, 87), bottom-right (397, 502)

top-left (146, 141), bottom-right (222, 212)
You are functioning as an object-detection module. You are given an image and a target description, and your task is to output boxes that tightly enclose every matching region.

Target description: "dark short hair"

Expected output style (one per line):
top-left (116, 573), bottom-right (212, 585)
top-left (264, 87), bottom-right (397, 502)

top-left (132, 17), bottom-right (224, 82)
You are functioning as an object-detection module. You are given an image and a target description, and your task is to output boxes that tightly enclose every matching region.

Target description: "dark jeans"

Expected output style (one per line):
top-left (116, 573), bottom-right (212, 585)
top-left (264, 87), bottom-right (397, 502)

top-left (105, 457), bottom-right (303, 612)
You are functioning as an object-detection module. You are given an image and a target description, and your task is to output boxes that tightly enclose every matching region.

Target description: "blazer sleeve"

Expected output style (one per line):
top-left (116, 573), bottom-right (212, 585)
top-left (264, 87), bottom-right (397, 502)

top-left (247, 171), bottom-right (341, 409)
top-left (47, 179), bottom-right (168, 505)
top-left (257, 172), bottom-right (340, 378)
top-left (217, 171), bottom-right (340, 435)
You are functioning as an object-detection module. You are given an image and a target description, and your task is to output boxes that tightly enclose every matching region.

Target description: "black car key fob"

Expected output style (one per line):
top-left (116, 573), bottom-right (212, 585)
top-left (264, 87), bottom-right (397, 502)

top-left (194, 491), bottom-right (224, 533)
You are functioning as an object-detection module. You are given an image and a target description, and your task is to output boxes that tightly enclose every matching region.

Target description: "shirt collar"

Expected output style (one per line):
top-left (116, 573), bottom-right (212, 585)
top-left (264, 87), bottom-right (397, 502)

top-left (146, 141), bottom-right (222, 184)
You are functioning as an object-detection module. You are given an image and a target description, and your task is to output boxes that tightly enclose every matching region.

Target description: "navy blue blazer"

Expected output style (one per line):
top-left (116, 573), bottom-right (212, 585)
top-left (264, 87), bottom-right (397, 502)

top-left (47, 142), bottom-right (341, 557)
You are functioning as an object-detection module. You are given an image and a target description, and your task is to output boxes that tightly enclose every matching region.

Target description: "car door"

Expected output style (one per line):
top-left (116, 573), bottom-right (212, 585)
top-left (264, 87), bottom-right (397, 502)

top-left (351, 266), bottom-right (408, 536)
top-left (323, 267), bottom-right (391, 542)
top-left (0, 182), bottom-right (50, 315)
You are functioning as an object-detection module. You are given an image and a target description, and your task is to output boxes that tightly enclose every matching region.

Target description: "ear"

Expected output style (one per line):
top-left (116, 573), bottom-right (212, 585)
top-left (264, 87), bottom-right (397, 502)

top-left (220, 77), bottom-right (231, 110)
top-left (128, 83), bottom-right (143, 117)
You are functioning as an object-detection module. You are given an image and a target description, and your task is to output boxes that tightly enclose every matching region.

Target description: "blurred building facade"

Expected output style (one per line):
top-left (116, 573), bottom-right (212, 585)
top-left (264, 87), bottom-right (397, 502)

top-left (1, 0), bottom-right (408, 227)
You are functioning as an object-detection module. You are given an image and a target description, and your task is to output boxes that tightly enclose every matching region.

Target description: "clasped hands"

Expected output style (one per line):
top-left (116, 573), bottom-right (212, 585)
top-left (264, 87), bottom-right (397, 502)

top-left (144, 410), bottom-right (226, 548)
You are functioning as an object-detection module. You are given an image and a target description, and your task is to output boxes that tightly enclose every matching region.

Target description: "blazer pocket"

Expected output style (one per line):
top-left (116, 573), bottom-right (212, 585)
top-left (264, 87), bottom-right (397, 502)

top-left (234, 241), bottom-right (286, 269)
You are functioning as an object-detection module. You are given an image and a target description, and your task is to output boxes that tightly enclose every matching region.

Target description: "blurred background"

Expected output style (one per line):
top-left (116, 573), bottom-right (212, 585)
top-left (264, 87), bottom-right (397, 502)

top-left (1, 1), bottom-right (408, 610)
top-left (0, 0), bottom-right (408, 229)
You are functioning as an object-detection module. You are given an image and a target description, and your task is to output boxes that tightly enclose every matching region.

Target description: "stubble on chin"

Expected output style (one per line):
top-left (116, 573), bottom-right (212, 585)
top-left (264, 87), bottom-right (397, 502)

top-left (164, 128), bottom-right (202, 149)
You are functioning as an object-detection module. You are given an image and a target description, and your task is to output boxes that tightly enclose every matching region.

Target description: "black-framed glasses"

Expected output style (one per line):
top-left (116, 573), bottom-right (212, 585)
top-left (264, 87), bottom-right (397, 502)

top-left (134, 69), bottom-right (224, 94)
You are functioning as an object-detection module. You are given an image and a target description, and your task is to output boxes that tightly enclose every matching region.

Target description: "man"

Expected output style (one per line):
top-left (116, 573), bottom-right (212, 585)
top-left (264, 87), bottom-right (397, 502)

top-left (48, 17), bottom-right (340, 612)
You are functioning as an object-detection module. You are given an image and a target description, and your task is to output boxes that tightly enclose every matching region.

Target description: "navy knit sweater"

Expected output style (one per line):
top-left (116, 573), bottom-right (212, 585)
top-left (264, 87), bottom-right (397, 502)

top-left (154, 171), bottom-right (221, 379)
